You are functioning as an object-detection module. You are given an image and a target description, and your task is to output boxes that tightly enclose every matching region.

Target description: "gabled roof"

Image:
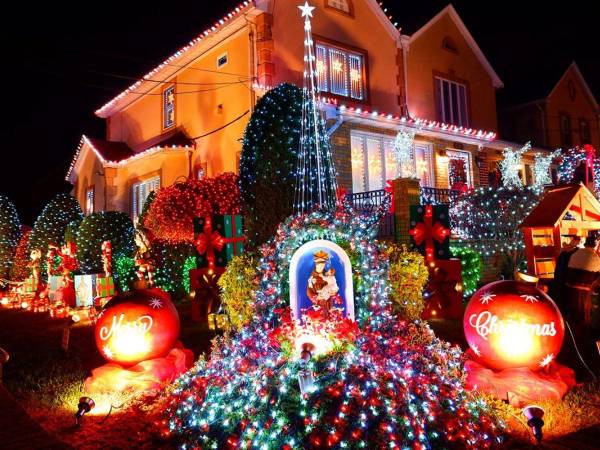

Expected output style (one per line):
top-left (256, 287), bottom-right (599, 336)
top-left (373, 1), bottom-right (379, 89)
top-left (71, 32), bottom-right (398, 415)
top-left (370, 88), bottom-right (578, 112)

top-left (521, 183), bottom-right (600, 228)
top-left (66, 132), bottom-right (195, 183)
top-left (409, 4), bottom-right (503, 89)
top-left (94, 1), bottom-right (255, 118)
top-left (85, 137), bottom-right (135, 163)
top-left (548, 62), bottom-right (599, 111)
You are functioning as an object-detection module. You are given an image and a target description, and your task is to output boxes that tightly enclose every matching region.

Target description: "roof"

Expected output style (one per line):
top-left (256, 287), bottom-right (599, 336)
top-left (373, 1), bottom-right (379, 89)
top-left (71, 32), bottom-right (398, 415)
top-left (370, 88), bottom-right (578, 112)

top-left (548, 62), bottom-right (599, 111)
top-left (132, 129), bottom-right (195, 152)
top-left (501, 62), bottom-right (600, 109)
top-left (520, 183), bottom-right (600, 228)
top-left (65, 131), bottom-right (194, 183)
top-left (408, 4), bottom-right (503, 89)
top-left (85, 137), bottom-right (135, 163)
top-left (94, 1), bottom-right (255, 118)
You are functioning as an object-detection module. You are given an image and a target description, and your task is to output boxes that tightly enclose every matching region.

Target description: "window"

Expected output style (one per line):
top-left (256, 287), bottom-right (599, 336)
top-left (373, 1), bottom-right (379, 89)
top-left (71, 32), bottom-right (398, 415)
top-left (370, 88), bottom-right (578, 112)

top-left (132, 176), bottom-right (160, 220)
top-left (217, 52), bottom-right (228, 69)
top-left (580, 119), bottom-right (591, 145)
top-left (523, 164), bottom-right (534, 185)
top-left (327, 0), bottom-right (351, 14)
top-left (316, 42), bottom-right (365, 100)
top-left (163, 85), bottom-right (175, 129)
top-left (85, 187), bottom-right (94, 215)
top-left (435, 77), bottom-right (469, 127)
top-left (446, 150), bottom-right (471, 188)
top-left (350, 131), bottom-right (433, 192)
top-left (560, 114), bottom-right (572, 147)
top-left (442, 36), bottom-right (458, 53)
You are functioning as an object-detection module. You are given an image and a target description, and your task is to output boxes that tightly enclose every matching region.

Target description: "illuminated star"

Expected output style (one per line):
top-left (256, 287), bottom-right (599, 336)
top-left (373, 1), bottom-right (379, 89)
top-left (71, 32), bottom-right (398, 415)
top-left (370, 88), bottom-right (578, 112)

top-left (471, 345), bottom-right (481, 357)
top-left (298, 1), bottom-right (315, 18)
top-left (539, 353), bottom-right (554, 368)
top-left (149, 298), bottom-right (163, 309)
top-left (102, 345), bottom-right (113, 359)
top-left (480, 293), bottom-right (496, 305)
top-left (520, 295), bottom-right (539, 303)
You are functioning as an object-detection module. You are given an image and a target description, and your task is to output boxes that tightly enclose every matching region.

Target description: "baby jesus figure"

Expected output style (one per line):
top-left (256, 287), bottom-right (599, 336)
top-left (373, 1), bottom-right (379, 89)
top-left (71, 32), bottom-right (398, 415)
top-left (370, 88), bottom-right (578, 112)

top-left (307, 250), bottom-right (342, 318)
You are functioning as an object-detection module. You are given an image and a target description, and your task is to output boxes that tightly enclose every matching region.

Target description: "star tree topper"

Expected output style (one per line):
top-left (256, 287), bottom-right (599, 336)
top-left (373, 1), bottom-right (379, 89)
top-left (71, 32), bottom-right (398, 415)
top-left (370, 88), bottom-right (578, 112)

top-left (298, 1), bottom-right (315, 18)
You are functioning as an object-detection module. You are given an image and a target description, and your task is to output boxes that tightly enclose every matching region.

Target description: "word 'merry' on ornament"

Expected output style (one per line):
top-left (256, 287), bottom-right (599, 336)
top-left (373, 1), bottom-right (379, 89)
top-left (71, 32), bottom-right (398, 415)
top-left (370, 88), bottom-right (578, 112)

top-left (94, 289), bottom-right (180, 366)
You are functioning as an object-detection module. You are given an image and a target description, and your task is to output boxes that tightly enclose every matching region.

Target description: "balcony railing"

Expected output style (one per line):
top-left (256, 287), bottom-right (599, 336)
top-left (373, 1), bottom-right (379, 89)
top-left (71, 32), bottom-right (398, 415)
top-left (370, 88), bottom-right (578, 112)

top-left (420, 187), bottom-right (461, 205)
top-left (347, 189), bottom-right (395, 239)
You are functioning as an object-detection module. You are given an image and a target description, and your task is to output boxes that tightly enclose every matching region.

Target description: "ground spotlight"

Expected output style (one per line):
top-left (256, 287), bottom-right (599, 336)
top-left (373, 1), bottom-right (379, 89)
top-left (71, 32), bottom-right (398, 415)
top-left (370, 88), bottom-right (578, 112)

top-left (523, 405), bottom-right (545, 443)
top-left (75, 396), bottom-right (95, 425)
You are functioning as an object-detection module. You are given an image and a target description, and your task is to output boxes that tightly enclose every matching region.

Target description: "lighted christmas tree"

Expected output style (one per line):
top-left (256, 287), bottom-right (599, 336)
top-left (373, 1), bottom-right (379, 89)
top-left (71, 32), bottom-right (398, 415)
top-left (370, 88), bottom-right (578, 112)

top-left (75, 211), bottom-right (135, 275)
top-left (240, 84), bottom-right (303, 245)
top-left (0, 195), bottom-right (21, 279)
top-left (162, 4), bottom-right (502, 449)
top-left (28, 193), bottom-right (84, 272)
top-left (9, 229), bottom-right (31, 281)
top-left (294, 2), bottom-right (337, 215)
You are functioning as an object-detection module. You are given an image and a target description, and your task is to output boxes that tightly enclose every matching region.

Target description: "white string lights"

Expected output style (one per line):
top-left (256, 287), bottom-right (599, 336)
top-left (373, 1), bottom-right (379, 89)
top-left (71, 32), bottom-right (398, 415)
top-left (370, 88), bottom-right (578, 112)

top-left (294, 2), bottom-right (338, 215)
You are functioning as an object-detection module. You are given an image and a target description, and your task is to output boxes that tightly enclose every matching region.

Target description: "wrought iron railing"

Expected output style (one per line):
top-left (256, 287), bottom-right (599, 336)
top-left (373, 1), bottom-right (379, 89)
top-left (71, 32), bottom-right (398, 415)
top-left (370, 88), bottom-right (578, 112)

top-left (347, 190), bottom-right (395, 239)
top-left (420, 187), bottom-right (461, 205)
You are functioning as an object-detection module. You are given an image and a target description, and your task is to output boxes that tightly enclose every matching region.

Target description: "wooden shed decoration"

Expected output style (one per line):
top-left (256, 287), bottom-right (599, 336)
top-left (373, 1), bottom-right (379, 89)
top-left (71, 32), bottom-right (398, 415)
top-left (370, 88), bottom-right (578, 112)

top-left (520, 183), bottom-right (600, 278)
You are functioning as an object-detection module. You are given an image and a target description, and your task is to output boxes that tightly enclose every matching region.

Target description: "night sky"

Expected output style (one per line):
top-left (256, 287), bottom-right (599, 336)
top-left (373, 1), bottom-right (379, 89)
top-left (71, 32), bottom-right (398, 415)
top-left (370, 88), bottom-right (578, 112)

top-left (1, 1), bottom-right (597, 224)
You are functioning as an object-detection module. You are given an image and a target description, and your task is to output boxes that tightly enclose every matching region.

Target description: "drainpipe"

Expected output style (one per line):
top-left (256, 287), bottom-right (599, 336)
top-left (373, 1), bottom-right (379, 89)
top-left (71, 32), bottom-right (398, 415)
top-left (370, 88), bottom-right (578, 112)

top-left (327, 110), bottom-right (344, 137)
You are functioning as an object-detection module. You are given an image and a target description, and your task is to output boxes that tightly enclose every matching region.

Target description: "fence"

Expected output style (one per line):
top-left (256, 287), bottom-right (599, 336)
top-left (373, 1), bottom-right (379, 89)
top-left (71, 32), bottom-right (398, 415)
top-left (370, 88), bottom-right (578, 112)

top-left (347, 189), bottom-right (396, 239)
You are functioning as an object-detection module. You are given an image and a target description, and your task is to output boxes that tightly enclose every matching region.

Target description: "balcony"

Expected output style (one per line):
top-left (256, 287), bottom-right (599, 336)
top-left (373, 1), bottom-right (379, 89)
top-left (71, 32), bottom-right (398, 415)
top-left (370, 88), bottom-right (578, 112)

top-left (346, 189), bottom-right (396, 239)
top-left (420, 187), bottom-right (461, 205)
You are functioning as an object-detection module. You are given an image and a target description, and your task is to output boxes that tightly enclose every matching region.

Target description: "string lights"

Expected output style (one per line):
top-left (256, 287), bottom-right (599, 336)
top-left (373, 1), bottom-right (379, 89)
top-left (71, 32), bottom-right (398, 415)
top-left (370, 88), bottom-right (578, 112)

top-left (294, 2), bottom-right (338, 215)
top-left (393, 130), bottom-right (416, 179)
top-left (28, 194), bottom-right (84, 279)
top-left (499, 142), bottom-right (530, 189)
top-left (0, 195), bottom-right (21, 280)
top-left (533, 149), bottom-right (561, 188)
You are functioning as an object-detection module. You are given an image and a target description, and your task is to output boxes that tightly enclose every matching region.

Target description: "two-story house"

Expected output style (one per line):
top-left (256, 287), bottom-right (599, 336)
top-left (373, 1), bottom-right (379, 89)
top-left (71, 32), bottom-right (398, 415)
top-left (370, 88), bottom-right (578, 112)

top-left (500, 62), bottom-right (600, 151)
top-left (66, 1), bottom-right (535, 219)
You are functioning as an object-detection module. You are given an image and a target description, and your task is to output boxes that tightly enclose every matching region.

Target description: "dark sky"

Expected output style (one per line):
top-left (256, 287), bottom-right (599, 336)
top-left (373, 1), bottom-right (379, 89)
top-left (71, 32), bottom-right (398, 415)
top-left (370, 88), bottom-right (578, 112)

top-left (1, 1), bottom-right (598, 224)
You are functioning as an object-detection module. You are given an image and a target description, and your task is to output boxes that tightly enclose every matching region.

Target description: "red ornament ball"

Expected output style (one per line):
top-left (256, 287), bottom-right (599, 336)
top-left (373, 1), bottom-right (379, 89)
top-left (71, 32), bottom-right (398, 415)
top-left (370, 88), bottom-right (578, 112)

top-left (95, 288), bottom-right (180, 366)
top-left (463, 280), bottom-right (565, 371)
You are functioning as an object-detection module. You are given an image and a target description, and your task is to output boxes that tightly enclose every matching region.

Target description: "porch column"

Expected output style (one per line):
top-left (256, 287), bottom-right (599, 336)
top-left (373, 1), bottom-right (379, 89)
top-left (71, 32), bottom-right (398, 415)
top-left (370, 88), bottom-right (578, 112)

top-left (392, 177), bottom-right (421, 245)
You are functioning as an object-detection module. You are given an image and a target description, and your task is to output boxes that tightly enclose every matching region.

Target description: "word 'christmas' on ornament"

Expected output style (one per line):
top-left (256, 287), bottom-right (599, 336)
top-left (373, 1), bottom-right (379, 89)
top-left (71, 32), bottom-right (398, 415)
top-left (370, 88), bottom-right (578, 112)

top-left (463, 280), bottom-right (575, 404)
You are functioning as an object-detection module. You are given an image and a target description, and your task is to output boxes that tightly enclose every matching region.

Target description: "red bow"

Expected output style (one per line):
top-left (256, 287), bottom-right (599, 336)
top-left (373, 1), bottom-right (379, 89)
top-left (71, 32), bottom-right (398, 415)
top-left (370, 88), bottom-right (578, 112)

top-left (195, 217), bottom-right (225, 269)
top-left (410, 205), bottom-right (449, 262)
top-left (385, 180), bottom-right (395, 213)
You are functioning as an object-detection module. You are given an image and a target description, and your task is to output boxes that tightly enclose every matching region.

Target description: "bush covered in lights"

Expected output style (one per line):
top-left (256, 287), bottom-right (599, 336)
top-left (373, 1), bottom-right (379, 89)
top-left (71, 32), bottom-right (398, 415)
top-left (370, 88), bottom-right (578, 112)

top-left (9, 229), bottom-right (31, 281)
top-left (450, 246), bottom-right (483, 297)
top-left (28, 194), bottom-right (84, 272)
top-left (75, 211), bottom-right (135, 275)
top-left (151, 241), bottom-right (196, 298)
top-left (451, 186), bottom-right (542, 275)
top-left (217, 253), bottom-right (259, 330)
top-left (163, 208), bottom-right (503, 449)
top-left (239, 83), bottom-right (303, 246)
top-left (144, 174), bottom-right (241, 244)
top-left (0, 195), bottom-right (21, 279)
top-left (385, 243), bottom-right (429, 320)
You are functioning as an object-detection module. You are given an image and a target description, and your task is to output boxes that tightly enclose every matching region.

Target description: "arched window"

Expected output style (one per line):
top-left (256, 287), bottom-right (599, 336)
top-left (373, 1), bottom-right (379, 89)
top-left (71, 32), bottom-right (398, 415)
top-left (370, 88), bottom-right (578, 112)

top-left (327, 0), bottom-right (352, 14)
top-left (442, 36), bottom-right (458, 53)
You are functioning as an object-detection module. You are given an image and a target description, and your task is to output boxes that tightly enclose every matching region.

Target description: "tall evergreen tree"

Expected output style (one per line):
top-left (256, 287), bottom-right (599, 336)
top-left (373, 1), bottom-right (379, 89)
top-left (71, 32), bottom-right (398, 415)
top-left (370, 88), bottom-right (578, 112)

top-left (240, 83), bottom-right (303, 245)
top-left (29, 193), bottom-right (84, 264)
top-left (0, 195), bottom-right (21, 279)
top-left (9, 229), bottom-right (31, 281)
top-left (75, 211), bottom-right (135, 275)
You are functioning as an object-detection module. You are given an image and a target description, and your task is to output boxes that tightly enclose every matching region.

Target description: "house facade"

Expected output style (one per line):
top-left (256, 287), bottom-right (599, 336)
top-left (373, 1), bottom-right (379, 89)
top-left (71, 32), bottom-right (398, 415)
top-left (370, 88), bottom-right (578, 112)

top-left (67, 0), bottom-right (542, 219)
top-left (500, 62), bottom-right (600, 151)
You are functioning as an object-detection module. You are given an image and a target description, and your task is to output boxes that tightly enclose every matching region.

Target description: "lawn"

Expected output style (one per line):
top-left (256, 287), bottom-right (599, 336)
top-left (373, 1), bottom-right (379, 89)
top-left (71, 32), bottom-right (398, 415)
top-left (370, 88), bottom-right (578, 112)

top-left (1, 306), bottom-right (599, 448)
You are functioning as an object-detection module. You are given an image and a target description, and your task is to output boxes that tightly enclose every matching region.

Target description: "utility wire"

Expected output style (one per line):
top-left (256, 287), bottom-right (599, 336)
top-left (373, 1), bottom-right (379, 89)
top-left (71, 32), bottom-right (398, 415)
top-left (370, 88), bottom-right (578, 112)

top-left (190, 110), bottom-right (250, 140)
